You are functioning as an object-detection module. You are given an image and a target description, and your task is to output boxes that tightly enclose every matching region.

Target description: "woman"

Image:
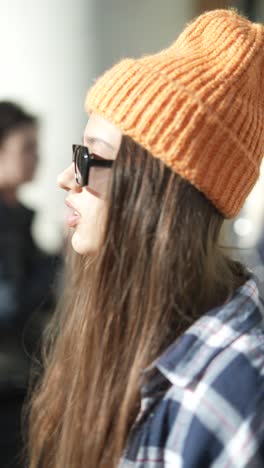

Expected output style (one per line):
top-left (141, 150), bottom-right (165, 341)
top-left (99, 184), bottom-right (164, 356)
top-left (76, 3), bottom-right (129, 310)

top-left (28, 9), bottom-right (264, 468)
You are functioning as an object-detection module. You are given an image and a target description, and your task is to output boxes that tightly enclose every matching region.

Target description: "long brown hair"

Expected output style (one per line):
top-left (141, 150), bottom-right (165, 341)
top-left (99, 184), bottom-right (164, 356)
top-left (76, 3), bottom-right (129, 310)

top-left (26, 135), bottom-right (248, 468)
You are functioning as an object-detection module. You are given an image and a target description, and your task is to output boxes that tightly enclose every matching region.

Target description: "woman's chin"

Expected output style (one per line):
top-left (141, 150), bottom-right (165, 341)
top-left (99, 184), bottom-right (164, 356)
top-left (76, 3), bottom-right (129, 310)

top-left (71, 230), bottom-right (98, 255)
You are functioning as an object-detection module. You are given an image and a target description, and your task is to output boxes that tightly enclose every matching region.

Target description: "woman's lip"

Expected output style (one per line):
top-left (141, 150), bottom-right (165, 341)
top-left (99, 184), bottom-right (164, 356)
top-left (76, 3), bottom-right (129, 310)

top-left (67, 213), bottom-right (80, 228)
top-left (65, 198), bottom-right (80, 215)
top-left (65, 198), bottom-right (81, 227)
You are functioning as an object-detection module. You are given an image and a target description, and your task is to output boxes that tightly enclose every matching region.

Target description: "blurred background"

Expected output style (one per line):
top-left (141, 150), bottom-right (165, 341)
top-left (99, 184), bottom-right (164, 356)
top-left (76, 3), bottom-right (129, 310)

top-left (0, 0), bottom-right (263, 466)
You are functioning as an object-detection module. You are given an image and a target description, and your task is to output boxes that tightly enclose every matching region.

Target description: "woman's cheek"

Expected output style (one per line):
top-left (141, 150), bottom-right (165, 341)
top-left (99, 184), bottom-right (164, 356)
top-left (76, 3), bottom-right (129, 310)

top-left (71, 195), bottom-right (107, 255)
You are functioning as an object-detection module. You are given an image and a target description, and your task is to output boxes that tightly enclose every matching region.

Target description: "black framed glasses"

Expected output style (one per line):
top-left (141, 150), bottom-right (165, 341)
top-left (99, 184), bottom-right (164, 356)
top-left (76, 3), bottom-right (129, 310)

top-left (72, 144), bottom-right (113, 197)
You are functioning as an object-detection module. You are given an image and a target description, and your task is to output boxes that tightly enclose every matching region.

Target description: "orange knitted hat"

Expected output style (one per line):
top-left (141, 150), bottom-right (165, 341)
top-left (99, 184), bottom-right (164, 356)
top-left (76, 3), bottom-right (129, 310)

top-left (85, 9), bottom-right (264, 218)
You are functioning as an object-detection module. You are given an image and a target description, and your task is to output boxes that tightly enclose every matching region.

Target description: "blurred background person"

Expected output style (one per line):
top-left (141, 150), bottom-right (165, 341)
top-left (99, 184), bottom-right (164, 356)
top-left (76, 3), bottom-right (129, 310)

top-left (0, 101), bottom-right (60, 468)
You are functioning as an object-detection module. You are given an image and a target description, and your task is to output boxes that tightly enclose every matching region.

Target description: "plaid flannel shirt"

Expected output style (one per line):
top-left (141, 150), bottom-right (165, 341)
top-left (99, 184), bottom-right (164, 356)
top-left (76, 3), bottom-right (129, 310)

top-left (120, 277), bottom-right (264, 467)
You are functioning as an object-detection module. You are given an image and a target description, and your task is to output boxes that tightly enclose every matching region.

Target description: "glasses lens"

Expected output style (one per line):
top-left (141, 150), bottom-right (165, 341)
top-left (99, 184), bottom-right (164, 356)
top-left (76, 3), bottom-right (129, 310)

top-left (73, 145), bottom-right (112, 196)
top-left (74, 145), bottom-right (88, 186)
top-left (89, 165), bottom-right (112, 198)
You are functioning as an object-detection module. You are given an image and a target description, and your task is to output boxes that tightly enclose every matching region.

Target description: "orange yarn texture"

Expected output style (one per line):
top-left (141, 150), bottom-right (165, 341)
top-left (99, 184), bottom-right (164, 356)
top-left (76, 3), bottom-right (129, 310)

top-left (85, 9), bottom-right (264, 218)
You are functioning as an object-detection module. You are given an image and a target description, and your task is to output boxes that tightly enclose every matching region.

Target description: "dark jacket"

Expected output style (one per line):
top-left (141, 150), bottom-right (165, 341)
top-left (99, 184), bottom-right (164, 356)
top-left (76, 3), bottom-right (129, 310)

top-left (0, 197), bottom-right (61, 390)
top-left (0, 198), bottom-right (59, 328)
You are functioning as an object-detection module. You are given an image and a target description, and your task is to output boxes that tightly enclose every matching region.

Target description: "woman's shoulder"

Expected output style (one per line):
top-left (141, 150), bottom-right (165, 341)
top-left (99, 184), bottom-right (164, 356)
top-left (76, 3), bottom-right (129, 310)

top-left (164, 289), bottom-right (264, 425)
top-left (156, 304), bottom-right (264, 466)
top-left (123, 338), bottom-right (264, 468)
top-left (123, 280), bottom-right (264, 467)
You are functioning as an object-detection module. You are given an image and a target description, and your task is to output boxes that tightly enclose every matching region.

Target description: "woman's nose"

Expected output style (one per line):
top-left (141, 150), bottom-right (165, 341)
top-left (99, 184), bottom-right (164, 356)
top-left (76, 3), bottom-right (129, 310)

top-left (57, 162), bottom-right (78, 191)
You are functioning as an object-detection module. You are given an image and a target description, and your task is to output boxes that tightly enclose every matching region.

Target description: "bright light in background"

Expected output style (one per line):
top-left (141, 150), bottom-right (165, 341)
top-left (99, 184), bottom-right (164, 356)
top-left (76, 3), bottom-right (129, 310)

top-left (233, 218), bottom-right (253, 237)
top-left (231, 159), bottom-right (264, 248)
top-left (240, 169), bottom-right (264, 245)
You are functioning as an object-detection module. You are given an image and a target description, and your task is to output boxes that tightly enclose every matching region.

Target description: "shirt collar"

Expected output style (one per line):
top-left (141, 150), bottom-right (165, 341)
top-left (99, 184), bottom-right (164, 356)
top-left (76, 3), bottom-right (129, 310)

top-left (143, 277), bottom-right (263, 391)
